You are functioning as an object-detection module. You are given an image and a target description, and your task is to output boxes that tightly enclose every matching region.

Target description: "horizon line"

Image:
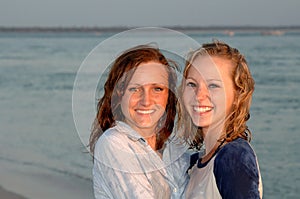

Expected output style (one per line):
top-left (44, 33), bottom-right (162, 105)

top-left (1, 25), bottom-right (300, 33)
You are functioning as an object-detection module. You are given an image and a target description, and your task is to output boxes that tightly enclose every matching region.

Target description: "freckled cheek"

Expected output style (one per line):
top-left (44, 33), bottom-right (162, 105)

top-left (153, 93), bottom-right (169, 108)
top-left (182, 89), bottom-right (194, 103)
top-left (121, 95), bottom-right (139, 110)
top-left (128, 95), bottom-right (140, 104)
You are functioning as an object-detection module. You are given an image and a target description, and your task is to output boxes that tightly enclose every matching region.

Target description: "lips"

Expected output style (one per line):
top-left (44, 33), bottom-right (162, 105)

top-left (193, 106), bottom-right (213, 113)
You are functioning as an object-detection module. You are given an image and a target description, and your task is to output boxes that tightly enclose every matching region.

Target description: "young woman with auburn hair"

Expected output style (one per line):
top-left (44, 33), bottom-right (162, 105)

top-left (90, 44), bottom-right (189, 199)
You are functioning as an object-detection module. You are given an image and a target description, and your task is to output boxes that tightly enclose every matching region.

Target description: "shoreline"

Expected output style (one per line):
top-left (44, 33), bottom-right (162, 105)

top-left (0, 186), bottom-right (28, 199)
top-left (0, 159), bottom-right (93, 199)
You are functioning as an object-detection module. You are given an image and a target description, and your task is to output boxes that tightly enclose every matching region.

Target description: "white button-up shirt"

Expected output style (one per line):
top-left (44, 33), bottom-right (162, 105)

top-left (93, 121), bottom-right (190, 199)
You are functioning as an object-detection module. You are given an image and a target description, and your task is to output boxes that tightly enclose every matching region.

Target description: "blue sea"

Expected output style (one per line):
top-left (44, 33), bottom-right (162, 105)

top-left (0, 29), bottom-right (299, 199)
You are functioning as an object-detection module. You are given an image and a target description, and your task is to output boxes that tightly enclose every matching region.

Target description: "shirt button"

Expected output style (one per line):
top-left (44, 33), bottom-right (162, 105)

top-left (173, 188), bottom-right (177, 193)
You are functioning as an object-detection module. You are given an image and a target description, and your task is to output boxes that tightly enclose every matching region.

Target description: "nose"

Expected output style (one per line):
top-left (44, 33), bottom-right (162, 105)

top-left (140, 89), bottom-right (152, 106)
top-left (196, 84), bottom-right (209, 101)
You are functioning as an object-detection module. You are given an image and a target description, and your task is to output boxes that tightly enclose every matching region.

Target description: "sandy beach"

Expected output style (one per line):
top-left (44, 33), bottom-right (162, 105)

top-left (0, 159), bottom-right (93, 199)
top-left (0, 186), bottom-right (28, 199)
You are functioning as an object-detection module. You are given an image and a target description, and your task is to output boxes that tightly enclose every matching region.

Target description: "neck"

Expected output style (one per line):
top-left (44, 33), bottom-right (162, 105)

top-left (145, 134), bottom-right (157, 150)
top-left (123, 120), bottom-right (158, 150)
top-left (201, 137), bottom-right (226, 164)
top-left (202, 124), bottom-right (224, 154)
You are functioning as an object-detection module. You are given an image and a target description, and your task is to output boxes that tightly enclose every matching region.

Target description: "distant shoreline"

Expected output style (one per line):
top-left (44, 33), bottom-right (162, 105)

top-left (1, 26), bottom-right (300, 33)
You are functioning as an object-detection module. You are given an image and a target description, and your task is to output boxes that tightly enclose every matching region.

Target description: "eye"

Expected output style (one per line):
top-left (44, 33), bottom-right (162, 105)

top-left (186, 81), bottom-right (197, 88)
top-left (208, 83), bottom-right (220, 89)
top-left (128, 87), bottom-right (140, 92)
top-left (154, 86), bottom-right (165, 92)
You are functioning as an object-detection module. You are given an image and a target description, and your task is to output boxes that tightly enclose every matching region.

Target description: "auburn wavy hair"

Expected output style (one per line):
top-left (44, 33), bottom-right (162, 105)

top-left (89, 44), bottom-right (178, 155)
top-left (178, 41), bottom-right (255, 148)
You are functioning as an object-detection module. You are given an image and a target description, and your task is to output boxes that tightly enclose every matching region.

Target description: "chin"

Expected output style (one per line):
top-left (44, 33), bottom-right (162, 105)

top-left (191, 119), bottom-right (210, 128)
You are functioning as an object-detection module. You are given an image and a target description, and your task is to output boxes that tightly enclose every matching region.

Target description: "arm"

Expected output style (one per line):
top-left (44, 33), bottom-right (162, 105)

top-left (213, 139), bottom-right (262, 199)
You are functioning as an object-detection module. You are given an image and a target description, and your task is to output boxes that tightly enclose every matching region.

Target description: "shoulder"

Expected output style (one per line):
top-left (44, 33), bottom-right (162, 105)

top-left (216, 138), bottom-right (256, 163)
top-left (93, 126), bottom-right (129, 162)
top-left (93, 125), bottom-right (141, 173)
top-left (214, 138), bottom-right (258, 175)
top-left (213, 138), bottom-right (261, 199)
top-left (95, 126), bottom-right (125, 150)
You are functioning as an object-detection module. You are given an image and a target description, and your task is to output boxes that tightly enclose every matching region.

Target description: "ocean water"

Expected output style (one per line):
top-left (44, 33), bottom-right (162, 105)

top-left (0, 30), bottom-right (299, 199)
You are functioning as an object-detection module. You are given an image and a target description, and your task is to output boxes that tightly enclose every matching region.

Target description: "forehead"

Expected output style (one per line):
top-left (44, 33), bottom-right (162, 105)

top-left (188, 55), bottom-right (233, 80)
top-left (129, 62), bottom-right (169, 85)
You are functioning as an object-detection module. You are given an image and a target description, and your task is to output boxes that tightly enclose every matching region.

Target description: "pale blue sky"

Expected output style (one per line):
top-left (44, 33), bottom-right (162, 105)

top-left (1, 0), bottom-right (299, 27)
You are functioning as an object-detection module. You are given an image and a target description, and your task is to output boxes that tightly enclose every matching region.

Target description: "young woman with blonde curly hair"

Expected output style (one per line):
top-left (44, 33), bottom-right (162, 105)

top-left (178, 41), bottom-right (263, 199)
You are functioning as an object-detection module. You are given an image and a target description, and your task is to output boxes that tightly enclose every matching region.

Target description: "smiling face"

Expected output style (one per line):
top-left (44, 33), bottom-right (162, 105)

top-left (182, 55), bottom-right (236, 132)
top-left (120, 61), bottom-right (169, 138)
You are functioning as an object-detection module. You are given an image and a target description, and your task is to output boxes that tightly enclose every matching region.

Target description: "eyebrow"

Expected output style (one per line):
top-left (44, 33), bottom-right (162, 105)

top-left (206, 79), bottom-right (222, 82)
top-left (127, 83), bottom-right (168, 86)
top-left (186, 77), bottom-right (222, 82)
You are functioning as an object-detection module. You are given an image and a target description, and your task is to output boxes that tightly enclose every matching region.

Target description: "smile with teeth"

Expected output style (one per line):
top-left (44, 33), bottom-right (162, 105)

top-left (193, 106), bottom-right (213, 113)
top-left (136, 109), bottom-right (155, 114)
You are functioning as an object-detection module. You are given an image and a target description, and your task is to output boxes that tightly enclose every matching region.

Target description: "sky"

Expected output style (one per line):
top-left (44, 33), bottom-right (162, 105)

top-left (1, 0), bottom-right (300, 27)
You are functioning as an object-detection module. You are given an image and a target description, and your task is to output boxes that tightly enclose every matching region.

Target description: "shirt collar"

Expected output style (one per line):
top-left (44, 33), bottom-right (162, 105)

top-left (115, 121), bottom-right (147, 145)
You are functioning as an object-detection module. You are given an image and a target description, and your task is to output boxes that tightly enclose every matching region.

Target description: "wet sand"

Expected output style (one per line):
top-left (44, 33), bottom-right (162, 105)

top-left (0, 160), bottom-right (93, 199)
top-left (0, 186), bottom-right (27, 199)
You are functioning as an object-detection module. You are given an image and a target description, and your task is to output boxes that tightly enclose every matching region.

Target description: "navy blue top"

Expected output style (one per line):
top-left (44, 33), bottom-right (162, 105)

top-left (213, 138), bottom-right (261, 199)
